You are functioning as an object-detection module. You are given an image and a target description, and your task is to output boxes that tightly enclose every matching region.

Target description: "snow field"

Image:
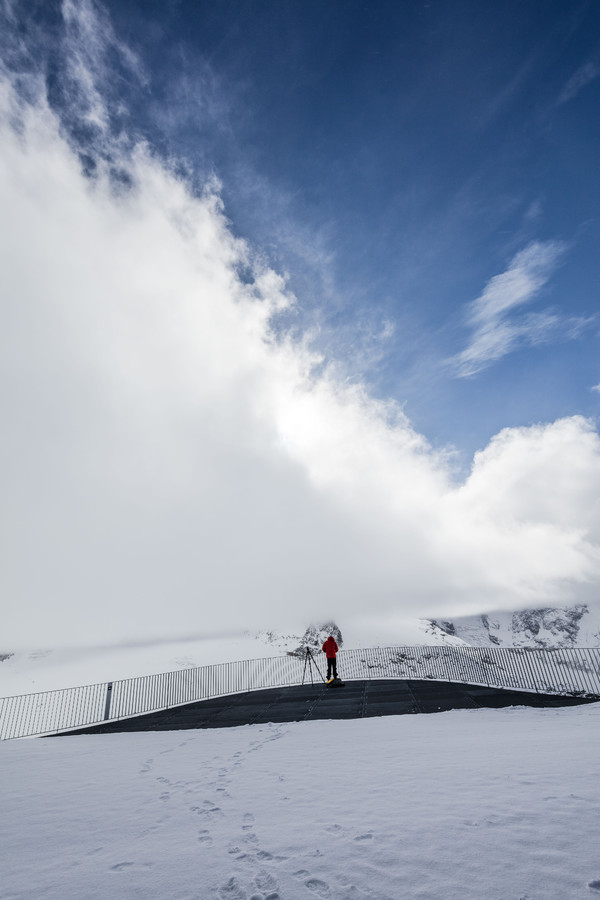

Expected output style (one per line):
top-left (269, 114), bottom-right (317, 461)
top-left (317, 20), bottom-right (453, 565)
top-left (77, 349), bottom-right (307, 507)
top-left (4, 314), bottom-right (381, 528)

top-left (1, 703), bottom-right (599, 899)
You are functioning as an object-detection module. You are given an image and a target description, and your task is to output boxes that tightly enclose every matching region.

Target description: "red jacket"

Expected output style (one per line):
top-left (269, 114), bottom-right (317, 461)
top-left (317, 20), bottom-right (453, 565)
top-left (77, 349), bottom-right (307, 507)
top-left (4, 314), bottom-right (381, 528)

top-left (322, 637), bottom-right (338, 659)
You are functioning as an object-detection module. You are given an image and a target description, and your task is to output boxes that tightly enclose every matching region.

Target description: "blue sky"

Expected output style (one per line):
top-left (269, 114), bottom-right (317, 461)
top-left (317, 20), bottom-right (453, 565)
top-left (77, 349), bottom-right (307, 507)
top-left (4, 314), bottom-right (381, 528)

top-left (2, 0), bottom-right (600, 646)
top-left (91, 0), bottom-right (600, 460)
top-left (12, 0), bottom-right (600, 460)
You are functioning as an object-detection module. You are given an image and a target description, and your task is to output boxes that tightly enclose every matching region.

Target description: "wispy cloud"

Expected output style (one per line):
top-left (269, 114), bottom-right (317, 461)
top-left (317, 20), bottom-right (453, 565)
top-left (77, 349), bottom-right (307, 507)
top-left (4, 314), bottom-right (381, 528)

top-left (557, 58), bottom-right (600, 105)
top-left (450, 240), bottom-right (574, 377)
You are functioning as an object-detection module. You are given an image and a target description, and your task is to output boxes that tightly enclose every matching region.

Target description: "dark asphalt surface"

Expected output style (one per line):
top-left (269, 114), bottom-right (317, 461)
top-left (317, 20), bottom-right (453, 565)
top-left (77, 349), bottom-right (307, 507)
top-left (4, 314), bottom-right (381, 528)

top-left (61, 679), bottom-right (598, 736)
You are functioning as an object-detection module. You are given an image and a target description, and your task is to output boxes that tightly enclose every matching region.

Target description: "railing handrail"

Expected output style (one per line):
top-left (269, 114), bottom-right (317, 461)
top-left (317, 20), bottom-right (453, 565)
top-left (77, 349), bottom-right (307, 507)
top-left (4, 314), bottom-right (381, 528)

top-left (1, 645), bottom-right (599, 740)
top-left (3, 644), bottom-right (599, 704)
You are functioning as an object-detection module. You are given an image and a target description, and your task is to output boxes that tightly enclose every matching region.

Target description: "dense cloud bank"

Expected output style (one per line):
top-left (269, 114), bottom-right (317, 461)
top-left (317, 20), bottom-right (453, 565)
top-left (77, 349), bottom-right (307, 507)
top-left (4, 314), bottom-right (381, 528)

top-left (1, 3), bottom-right (600, 649)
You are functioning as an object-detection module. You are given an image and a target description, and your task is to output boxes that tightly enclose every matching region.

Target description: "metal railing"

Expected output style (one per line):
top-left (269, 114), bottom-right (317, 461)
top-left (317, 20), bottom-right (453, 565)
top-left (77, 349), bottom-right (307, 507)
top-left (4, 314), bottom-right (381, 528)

top-left (1, 645), bottom-right (599, 740)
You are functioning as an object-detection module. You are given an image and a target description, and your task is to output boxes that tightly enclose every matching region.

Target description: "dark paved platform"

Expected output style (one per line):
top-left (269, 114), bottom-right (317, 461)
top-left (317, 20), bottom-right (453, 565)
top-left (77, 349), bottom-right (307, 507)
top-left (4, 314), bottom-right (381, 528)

top-left (60, 679), bottom-right (598, 736)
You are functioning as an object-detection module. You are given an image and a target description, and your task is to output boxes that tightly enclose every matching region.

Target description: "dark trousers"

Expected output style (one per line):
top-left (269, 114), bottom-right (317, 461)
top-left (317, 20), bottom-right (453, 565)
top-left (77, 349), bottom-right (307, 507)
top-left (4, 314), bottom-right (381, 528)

top-left (326, 657), bottom-right (337, 679)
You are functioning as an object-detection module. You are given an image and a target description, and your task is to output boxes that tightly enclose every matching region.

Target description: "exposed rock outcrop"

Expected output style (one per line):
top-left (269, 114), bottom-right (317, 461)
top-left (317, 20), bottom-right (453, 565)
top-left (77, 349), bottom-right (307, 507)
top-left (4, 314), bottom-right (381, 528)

top-left (423, 604), bottom-right (598, 648)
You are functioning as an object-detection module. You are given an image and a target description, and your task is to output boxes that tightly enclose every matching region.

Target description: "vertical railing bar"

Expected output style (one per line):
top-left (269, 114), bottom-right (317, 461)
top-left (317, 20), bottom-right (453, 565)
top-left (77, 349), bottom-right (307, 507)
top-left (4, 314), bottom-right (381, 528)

top-left (506, 648), bottom-right (518, 690)
top-left (578, 648), bottom-right (593, 694)
top-left (558, 650), bottom-right (569, 691)
top-left (535, 650), bottom-right (547, 692)
top-left (588, 649), bottom-right (600, 694)
top-left (512, 648), bottom-right (528, 691)
top-left (70, 686), bottom-right (78, 729)
top-left (524, 648), bottom-right (541, 692)
top-left (539, 649), bottom-right (551, 691)
top-left (592, 648), bottom-right (600, 694)
top-left (580, 648), bottom-right (592, 694)
top-left (513, 648), bottom-right (528, 691)
top-left (518, 648), bottom-right (538, 693)
top-left (103, 683), bottom-right (113, 721)
top-left (541, 650), bottom-right (554, 693)
top-left (551, 650), bottom-right (562, 692)
top-left (572, 648), bottom-right (585, 693)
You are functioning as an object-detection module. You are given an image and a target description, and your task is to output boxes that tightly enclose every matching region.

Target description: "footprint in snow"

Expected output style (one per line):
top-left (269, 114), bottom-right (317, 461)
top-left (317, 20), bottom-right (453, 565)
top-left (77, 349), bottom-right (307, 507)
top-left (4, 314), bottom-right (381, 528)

top-left (218, 876), bottom-right (247, 898)
top-left (354, 832), bottom-right (373, 841)
top-left (191, 801), bottom-right (222, 817)
top-left (198, 829), bottom-right (212, 845)
top-left (110, 861), bottom-right (153, 872)
top-left (254, 870), bottom-right (279, 894)
top-left (305, 878), bottom-right (330, 897)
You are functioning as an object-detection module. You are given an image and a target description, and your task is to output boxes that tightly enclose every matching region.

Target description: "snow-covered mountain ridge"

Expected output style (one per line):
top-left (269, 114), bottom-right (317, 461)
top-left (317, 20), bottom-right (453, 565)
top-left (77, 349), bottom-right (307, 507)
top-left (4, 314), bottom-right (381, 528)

top-left (423, 604), bottom-right (600, 649)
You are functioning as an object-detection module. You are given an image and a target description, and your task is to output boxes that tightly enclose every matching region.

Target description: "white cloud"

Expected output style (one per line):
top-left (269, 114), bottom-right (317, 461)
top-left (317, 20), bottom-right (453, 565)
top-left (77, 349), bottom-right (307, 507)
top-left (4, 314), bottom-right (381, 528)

top-left (468, 242), bottom-right (564, 323)
top-left (450, 241), bottom-right (582, 377)
top-left (557, 59), bottom-right (600, 106)
top-left (1, 4), bottom-right (600, 650)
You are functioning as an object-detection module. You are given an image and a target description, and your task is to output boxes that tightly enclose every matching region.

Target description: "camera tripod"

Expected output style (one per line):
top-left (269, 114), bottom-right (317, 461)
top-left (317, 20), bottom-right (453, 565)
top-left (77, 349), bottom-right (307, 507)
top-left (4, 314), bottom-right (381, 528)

top-left (301, 647), bottom-right (326, 685)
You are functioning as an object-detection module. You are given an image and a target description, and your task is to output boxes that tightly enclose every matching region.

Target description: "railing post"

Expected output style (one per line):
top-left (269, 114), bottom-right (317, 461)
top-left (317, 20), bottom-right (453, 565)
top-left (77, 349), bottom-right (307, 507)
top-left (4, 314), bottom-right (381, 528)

top-left (103, 682), bottom-right (113, 720)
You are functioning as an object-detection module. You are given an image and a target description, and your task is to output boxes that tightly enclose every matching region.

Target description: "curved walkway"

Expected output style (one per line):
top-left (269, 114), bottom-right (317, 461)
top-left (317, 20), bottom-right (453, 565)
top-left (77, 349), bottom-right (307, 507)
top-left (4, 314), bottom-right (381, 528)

top-left (60, 679), bottom-right (598, 735)
top-left (5, 645), bottom-right (599, 739)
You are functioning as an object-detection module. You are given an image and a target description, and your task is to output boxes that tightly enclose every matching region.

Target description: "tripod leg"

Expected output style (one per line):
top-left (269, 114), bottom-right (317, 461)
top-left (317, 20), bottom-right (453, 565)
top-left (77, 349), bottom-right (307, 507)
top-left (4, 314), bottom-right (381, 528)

top-left (307, 648), bottom-right (326, 683)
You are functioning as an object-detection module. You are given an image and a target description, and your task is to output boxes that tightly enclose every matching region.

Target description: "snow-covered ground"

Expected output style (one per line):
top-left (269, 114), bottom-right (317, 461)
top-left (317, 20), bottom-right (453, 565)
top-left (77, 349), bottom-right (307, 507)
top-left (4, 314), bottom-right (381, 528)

top-left (1, 703), bottom-right (599, 899)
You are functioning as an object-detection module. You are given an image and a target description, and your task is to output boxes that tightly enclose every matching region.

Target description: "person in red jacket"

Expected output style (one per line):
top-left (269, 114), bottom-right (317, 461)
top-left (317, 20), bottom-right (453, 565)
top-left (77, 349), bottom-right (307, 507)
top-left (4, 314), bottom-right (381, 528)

top-left (322, 635), bottom-right (339, 680)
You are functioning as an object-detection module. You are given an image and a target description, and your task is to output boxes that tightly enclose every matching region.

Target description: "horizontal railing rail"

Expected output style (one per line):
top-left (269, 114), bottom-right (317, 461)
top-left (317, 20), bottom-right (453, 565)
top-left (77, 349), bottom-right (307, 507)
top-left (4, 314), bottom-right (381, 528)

top-left (1, 645), bottom-right (599, 740)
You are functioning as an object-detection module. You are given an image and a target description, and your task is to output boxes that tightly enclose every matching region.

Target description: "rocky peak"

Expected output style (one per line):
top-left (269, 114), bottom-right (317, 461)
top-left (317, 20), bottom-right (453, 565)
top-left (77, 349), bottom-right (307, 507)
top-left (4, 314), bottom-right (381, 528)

top-left (287, 622), bottom-right (343, 658)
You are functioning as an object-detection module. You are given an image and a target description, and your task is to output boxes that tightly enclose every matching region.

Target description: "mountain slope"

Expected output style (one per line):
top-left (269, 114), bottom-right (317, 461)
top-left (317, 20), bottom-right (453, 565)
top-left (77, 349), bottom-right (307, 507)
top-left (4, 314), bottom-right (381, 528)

top-left (423, 604), bottom-right (600, 648)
